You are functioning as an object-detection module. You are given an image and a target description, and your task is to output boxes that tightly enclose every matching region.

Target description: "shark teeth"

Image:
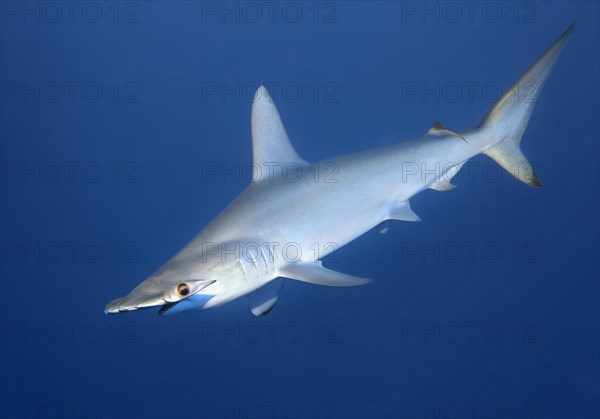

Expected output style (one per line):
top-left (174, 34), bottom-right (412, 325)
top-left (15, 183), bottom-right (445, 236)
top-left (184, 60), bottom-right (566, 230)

top-left (158, 301), bottom-right (179, 316)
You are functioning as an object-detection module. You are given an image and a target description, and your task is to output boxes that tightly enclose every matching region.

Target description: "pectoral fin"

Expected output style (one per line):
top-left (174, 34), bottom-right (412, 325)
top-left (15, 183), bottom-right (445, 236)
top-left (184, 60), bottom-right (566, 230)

top-left (247, 278), bottom-right (285, 316)
top-left (279, 262), bottom-right (372, 287)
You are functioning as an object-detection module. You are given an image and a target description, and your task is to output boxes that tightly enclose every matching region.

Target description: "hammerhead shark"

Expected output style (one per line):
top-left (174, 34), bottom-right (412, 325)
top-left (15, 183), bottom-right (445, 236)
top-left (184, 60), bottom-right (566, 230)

top-left (106, 24), bottom-right (574, 316)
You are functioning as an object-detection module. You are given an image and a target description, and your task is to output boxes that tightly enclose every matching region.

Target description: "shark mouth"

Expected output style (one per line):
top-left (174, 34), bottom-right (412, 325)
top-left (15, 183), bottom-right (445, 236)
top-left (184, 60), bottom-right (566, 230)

top-left (158, 301), bottom-right (180, 316)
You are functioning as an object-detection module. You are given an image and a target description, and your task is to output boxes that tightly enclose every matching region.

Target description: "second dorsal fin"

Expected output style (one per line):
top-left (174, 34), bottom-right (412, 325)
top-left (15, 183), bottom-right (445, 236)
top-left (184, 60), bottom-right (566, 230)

top-left (427, 121), bottom-right (468, 143)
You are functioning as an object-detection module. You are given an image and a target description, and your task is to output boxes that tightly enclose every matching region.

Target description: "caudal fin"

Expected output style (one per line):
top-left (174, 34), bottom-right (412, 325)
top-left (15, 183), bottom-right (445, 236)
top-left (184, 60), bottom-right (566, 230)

top-left (479, 23), bottom-right (575, 187)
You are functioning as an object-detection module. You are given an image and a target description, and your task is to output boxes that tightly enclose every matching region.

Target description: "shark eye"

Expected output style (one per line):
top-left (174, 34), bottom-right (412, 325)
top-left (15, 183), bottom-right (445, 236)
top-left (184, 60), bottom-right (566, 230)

top-left (177, 283), bottom-right (190, 296)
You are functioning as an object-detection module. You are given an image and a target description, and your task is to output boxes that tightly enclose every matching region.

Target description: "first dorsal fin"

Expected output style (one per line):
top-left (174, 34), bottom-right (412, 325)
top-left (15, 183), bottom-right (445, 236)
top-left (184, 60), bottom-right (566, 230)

top-left (427, 121), bottom-right (468, 143)
top-left (251, 86), bottom-right (307, 182)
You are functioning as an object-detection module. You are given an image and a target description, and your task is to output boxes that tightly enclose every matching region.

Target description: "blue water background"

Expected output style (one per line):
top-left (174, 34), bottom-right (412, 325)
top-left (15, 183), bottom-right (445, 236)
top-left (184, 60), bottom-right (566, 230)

top-left (1, 2), bottom-right (598, 418)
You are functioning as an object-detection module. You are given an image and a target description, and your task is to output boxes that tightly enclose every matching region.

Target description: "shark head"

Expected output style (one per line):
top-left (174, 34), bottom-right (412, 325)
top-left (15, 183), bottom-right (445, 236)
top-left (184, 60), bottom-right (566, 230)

top-left (104, 248), bottom-right (249, 316)
top-left (104, 277), bottom-right (218, 316)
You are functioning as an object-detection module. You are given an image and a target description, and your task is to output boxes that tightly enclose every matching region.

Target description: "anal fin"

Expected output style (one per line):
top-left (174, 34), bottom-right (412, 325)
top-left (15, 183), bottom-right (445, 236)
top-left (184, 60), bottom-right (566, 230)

top-left (389, 200), bottom-right (421, 222)
top-left (431, 180), bottom-right (457, 192)
top-left (430, 162), bottom-right (464, 192)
